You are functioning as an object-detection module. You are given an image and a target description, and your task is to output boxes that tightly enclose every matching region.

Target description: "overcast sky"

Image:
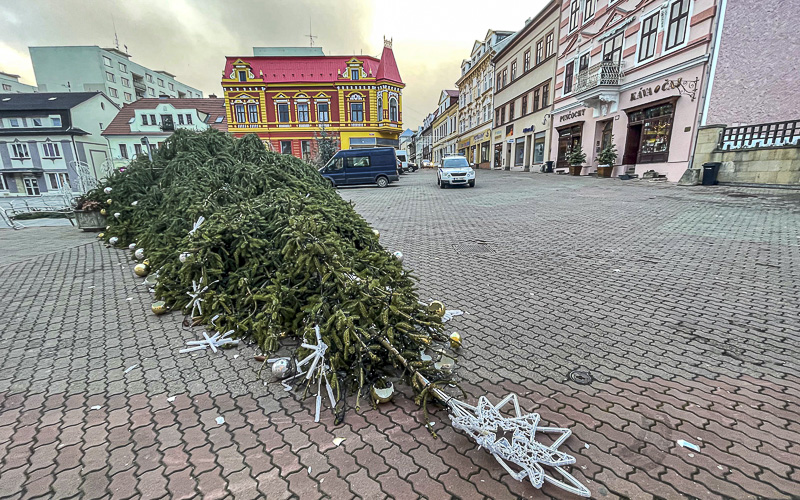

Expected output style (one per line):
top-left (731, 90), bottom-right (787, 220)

top-left (0, 0), bottom-right (548, 128)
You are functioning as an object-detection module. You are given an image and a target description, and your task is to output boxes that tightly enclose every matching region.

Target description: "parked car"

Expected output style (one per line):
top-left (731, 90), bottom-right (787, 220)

top-left (396, 150), bottom-right (410, 173)
top-left (437, 156), bottom-right (476, 188)
top-left (319, 148), bottom-right (400, 188)
top-left (421, 159), bottom-right (433, 168)
top-left (407, 162), bottom-right (418, 172)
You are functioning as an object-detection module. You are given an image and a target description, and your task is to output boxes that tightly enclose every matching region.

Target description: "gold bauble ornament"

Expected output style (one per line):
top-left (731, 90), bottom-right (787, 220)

top-left (449, 332), bottom-right (462, 349)
top-left (427, 300), bottom-right (445, 317)
top-left (106, 198), bottom-right (113, 205)
top-left (97, 232), bottom-right (105, 239)
top-left (371, 380), bottom-right (395, 404)
top-left (100, 209), bottom-right (107, 216)
top-left (142, 258), bottom-right (150, 266)
top-left (151, 301), bottom-right (168, 315)
top-left (134, 263), bottom-right (149, 277)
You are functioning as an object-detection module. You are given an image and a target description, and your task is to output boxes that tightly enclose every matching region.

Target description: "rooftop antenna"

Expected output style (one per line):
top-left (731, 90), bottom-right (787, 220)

top-left (307, 20), bottom-right (318, 47)
top-left (111, 10), bottom-right (120, 50)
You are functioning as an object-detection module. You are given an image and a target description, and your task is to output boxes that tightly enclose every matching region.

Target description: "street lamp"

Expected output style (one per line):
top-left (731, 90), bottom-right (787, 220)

top-left (141, 137), bottom-right (153, 162)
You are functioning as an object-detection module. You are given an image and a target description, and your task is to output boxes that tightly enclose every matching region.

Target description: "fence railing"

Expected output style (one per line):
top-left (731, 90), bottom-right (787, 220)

top-left (574, 61), bottom-right (626, 94)
top-left (719, 120), bottom-right (800, 150)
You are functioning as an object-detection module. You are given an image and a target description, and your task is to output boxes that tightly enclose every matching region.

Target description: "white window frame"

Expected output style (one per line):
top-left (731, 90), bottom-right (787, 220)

top-left (51, 117), bottom-right (62, 127)
top-left (109, 87), bottom-right (118, 98)
top-left (118, 62), bottom-right (127, 73)
top-left (389, 97), bottom-right (398, 122)
top-left (636, 7), bottom-right (662, 66)
top-left (148, 88), bottom-right (155, 97)
top-left (146, 74), bottom-right (153, 83)
top-left (316, 101), bottom-right (330, 122)
top-left (0, 174), bottom-right (8, 191)
top-left (106, 72), bottom-right (115, 83)
top-left (584, 0), bottom-right (596, 23)
top-left (23, 177), bottom-right (40, 196)
top-left (158, 78), bottom-right (164, 88)
top-left (663, 0), bottom-right (694, 56)
top-left (42, 141), bottom-right (61, 158)
top-left (9, 118), bottom-right (20, 127)
top-left (103, 55), bottom-right (112, 67)
top-left (568, 0), bottom-right (581, 32)
top-left (11, 142), bottom-right (30, 159)
top-left (121, 77), bottom-right (130, 87)
top-left (32, 118), bottom-right (43, 127)
top-left (2, 84), bottom-right (11, 91)
top-left (186, 114), bottom-right (193, 125)
top-left (124, 92), bottom-right (132, 102)
top-left (169, 83), bottom-right (175, 91)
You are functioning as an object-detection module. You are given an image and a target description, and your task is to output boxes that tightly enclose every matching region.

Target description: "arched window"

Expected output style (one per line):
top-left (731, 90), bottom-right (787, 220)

top-left (389, 97), bottom-right (398, 122)
top-left (377, 96), bottom-right (383, 121)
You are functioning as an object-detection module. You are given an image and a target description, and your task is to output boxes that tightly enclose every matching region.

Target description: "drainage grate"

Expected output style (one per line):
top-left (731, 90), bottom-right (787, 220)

top-left (452, 242), bottom-right (495, 254)
top-left (569, 370), bottom-right (594, 386)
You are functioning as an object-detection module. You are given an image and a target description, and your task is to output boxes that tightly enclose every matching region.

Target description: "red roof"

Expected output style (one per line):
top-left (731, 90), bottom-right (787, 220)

top-left (102, 98), bottom-right (227, 136)
top-left (225, 46), bottom-right (403, 85)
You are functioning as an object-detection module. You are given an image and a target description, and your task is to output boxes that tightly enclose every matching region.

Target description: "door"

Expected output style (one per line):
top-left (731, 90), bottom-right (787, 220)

top-left (324, 156), bottom-right (345, 184)
top-left (623, 125), bottom-right (642, 165)
top-left (344, 153), bottom-right (372, 184)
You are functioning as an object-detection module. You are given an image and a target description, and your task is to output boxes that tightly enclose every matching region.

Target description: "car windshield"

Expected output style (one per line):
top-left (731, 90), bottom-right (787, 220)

top-left (441, 158), bottom-right (469, 168)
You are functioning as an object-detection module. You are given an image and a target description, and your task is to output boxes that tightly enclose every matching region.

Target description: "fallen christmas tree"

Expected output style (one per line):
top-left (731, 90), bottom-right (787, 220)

top-left (89, 129), bottom-right (589, 497)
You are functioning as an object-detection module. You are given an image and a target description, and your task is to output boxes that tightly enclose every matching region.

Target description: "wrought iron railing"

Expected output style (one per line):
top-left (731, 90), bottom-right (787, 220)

top-left (719, 120), bottom-right (800, 150)
top-left (574, 61), bottom-right (626, 93)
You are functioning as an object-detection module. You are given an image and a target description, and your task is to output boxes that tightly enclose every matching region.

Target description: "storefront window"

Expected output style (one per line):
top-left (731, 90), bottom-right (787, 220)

top-left (480, 142), bottom-right (490, 163)
top-left (533, 132), bottom-right (546, 164)
top-left (515, 138), bottom-right (525, 166)
top-left (557, 124), bottom-right (583, 169)
top-left (625, 102), bottom-right (674, 164)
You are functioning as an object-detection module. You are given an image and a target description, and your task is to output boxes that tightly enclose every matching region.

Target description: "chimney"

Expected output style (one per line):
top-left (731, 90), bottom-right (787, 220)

top-left (209, 94), bottom-right (218, 98)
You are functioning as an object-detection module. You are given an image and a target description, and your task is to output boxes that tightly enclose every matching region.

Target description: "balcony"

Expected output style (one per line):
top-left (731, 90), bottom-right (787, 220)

top-left (573, 61), bottom-right (625, 116)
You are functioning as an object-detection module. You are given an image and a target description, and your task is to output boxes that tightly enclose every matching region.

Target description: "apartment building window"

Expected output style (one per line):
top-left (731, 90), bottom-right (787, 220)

top-left (48, 173), bottom-right (68, 189)
top-left (533, 88), bottom-right (541, 111)
top-left (234, 104), bottom-right (246, 123)
top-left (106, 72), bottom-right (116, 83)
top-left (509, 102), bottom-right (515, 120)
top-left (301, 140), bottom-right (311, 160)
top-left (9, 118), bottom-right (20, 127)
top-left (142, 115), bottom-right (148, 125)
top-left (496, 74), bottom-right (502, 89)
top-left (546, 32), bottom-right (554, 57)
top-left (150, 114), bottom-right (156, 124)
top-left (603, 33), bottom-right (624, 63)
top-left (351, 69), bottom-right (359, 80)
top-left (109, 88), bottom-right (118, 98)
top-left (584, 0), bottom-right (595, 21)
top-left (277, 103), bottom-right (290, 122)
top-left (119, 62), bottom-right (127, 73)
top-left (2, 84), bottom-right (10, 91)
top-left (103, 56), bottom-right (112, 67)
top-left (42, 142), bottom-right (60, 158)
top-left (186, 114), bottom-right (193, 125)
top-left (124, 92), bottom-right (132, 101)
top-left (536, 40), bottom-right (543, 65)
top-left (11, 143), bottom-right (30, 159)
top-left (569, 0), bottom-right (580, 31)
top-left (157, 78), bottom-right (164, 87)
top-left (280, 141), bottom-right (292, 154)
top-left (31, 118), bottom-right (43, 127)
top-left (502, 68), bottom-right (507, 87)
top-left (666, 0), bottom-right (691, 51)
top-left (297, 103), bottom-right (309, 122)
top-left (169, 83), bottom-right (174, 91)
top-left (500, 106), bottom-right (505, 124)
top-left (522, 95), bottom-right (528, 115)
top-left (146, 74), bottom-right (153, 83)
top-left (389, 98), bottom-right (398, 122)
top-left (119, 144), bottom-right (129, 159)
top-left (350, 102), bottom-right (363, 122)
top-left (248, 104), bottom-right (259, 122)
top-left (579, 53), bottom-right (590, 74)
top-left (639, 12), bottom-right (660, 62)
top-left (495, 109), bottom-right (500, 127)
top-left (178, 114), bottom-right (185, 125)
top-left (51, 117), bottom-right (62, 127)
top-left (317, 102), bottom-right (329, 122)
top-left (563, 61), bottom-right (574, 94)
top-left (523, 50), bottom-right (531, 72)
top-left (148, 88), bottom-right (155, 97)
top-left (23, 177), bottom-right (40, 196)
top-left (541, 84), bottom-right (550, 107)
top-left (134, 143), bottom-right (142, 156)
top-left (121, 77), bottom-right (130, 87)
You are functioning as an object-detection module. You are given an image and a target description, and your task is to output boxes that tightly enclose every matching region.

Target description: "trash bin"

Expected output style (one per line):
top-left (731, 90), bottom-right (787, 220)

top-left (545, 161), bottom-right (555, 173)
top-left (702, 162), bottom-right (722, 186)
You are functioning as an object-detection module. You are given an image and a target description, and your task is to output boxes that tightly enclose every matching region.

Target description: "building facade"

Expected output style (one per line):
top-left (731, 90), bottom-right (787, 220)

top-left (420, 111), bottom-right (437, 162)
top-left (0, 92), bottom-right (118, 209)
top-left (492, 1), bottom-right (561, 170)
top-left (549, 0), bottom-right (718, 181)
top-left (30, 46), bottom-right (203, 108)
top-left (431, 90), bottom-right (460, 163)
top-left (101, 98), bottom-right (227, 171)
top-left (1, 72), bottom-right (37, 93)
top-left (456, 30), bottom-right (514, 168)
top-left (221, 41), bottom-right (404, 161)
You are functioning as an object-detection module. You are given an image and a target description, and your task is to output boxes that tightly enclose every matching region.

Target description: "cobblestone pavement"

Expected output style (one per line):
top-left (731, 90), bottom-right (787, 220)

top-left (1, 170), bottom-right (799, 499)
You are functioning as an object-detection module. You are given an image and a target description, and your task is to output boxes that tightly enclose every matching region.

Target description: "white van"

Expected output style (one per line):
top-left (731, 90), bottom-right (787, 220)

top-left (396, 150), bottom-right (409, 173)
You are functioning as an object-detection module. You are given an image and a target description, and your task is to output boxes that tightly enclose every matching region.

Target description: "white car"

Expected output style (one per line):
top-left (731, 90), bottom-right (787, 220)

top-left (437, 156), bottom-right (476, 188)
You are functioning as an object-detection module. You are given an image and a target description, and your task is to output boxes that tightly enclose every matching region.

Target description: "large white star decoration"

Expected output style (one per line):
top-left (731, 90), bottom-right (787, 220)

top-left (186, 277), bottom-right (216, 317)
top-left (447, 393), bottom-right (590, 497)
top-left (188, 216), bottom-right (205, 236)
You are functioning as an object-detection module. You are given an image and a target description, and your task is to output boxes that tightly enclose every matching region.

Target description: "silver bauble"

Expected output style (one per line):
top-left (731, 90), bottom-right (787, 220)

top-left (108, 236), bottom-right (119, 246)
top-left (271, 358), bottom-right (291, 378)
top-left (392, 251), bottom-right (403, 263)
top-left (131, 201), bottom-right (139, 207)
top-left (128, 243), bottom-right (136, 250)
top-left (179, 252), bottom-right (190, 263)
top-left (104, 187), bottom-right (112, 194)
top-left (135, 248), bottom-right (145, 260)
top-left (113, 212), bottom-right (121, 218)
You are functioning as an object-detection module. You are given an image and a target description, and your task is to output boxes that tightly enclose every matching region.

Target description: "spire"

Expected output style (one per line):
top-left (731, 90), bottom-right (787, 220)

top-left (376, 37), bottom-right (402, 84)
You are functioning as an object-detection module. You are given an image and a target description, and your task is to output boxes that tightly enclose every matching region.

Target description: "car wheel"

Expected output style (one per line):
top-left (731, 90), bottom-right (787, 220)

top-left (440, 181), bottom-right (446, 189)
top-left (376, 176), bottom-right (389, 188)
top-left (328, 178), bottom-right (336, 188)
top-left (468, 180), bottom-right (475, 188)
top-left (437, 177), bottom-right (440, 186)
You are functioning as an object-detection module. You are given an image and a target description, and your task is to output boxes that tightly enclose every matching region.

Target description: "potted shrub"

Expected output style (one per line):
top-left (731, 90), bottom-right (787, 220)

top-left (567, 144), bottom-right (586, 176)
top-left (73, 197), bottom-right (106, 231)
top-left (596, 140), bottom-right (618, 178)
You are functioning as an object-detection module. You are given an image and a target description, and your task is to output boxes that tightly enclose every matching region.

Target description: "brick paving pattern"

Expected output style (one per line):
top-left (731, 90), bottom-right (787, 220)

top-left (1, 169), bottom-right (799, 499)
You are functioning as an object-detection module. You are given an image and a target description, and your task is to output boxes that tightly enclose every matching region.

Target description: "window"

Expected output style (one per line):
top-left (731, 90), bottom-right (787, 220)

top-left (536, 40), bottom-right (543, 65)
top-left (134, 143), bottom-right (142, 156)
top-left (234, 104), bottom-right (246, 123)
top-left (103, 55), bottom-right (112, 67)
top-left (277, 103), bottom-right (290, 122)
top-left (238, 71), bottom-right (247, 82)
top-left (9, 118), bottom-right (20, 127)
top-left (141, 115), bottom-right (149, 125)
top-left (584, 0), bottom-right (595, 20)
top-left (124, 92), bottom-right (132, 101)
top-left (32, 118), bottom-right (43, 127)
top-left (248, 104), bottom-right (260, 123)
top-left (296, 103), bottom-right (309, 122)
top-left (569, 0), bottom-right (580, 31)
top-left (109, 88), bottom-right (118, 98)
top-left (350, 102), bottom-right (363, 122)
top-left (157, 78), bottom-right (164, 87)
top-left (119, 144), bottom-right (129, 159)
top-left (23, 177), bottom-right (40, 196)
top-left (106, 72), bottom-right (116, 83)
top-left (345, 156), bottom-right (371, 168)
top-left (118, 62), bottom-right (127, 73)
top-left (351, 69), bottom-right (359, 80)
top-left (564, 61), bottom-right (574, 94)
top-left (604, 33), bottom-right (624, 63)
top-left (523, 50), bottom-right (531, 72)
top-left (2, 84), bottom-right (10, 91)
top-left (579, 53), bottom-right (590, 73)
top-left (496, 74), bottom-right (502, 89)
top-left (148, 88), bottom-right (155, 97)
top-left (301, 140), bottom-right (311, 160)
top-left (500, 106), bottom-right (505, 124)
top-left (541, 84), bottom-right (549, 107)
top-left (0, 174), bottom-right (9, 191)
top-left (495, 109), bottom-right (500, 127)
top-left (11, 143), bottom-right (30, 159)
top-left (147, 114), bottom-right (155, 124)
top-left (546, 32), bottom-right (554, 57)
top-left (533, 88), bottom-right (541, 111)
top-left (509, 101), bottom-right (515, 120)
top-left (121, 77), bottom-right (130, 87)
top-left (42, 142), bottom-right (60, 158)
top-left (169, 83), bottom-right (174, 91)
top-left (52, 117), bottom-right (62, 127)
top-left (639, 12), bottom-right (660, 62)
top-left (389, 98), bottom-right (398, 122)
top-left (511, 61), bottom-right (517, 80)
top-left (178, 114), bottom-right (185, 125)
top-left (186, 114), bottom-right (192, 125)
top-left (280, 141), bottom-right (292, 154)
top-left (47, 173), bottom-right (70, 191)
top-left (666, 0), bottom-right (691, 51)
top-left (317, 102), bottom-right (329, 122)
top-left (146, 74), bottom-right (153, 83)
top-left (522, 95), bottom-right (528, 115)
top-left (378, 97), bottom-right (383, 120)
top-left (629, 103), bottom-right (675, 163)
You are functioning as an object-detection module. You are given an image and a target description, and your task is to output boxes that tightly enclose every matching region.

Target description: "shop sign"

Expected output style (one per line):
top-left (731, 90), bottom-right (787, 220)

top-left (493, 130), bottom-right (503, 141)
top-left (630, 78), bottom-right (682, 101)
top-left (473, 130), bottom-right (490, 143)
top-left (523, 125), bottom-right (535, 134)
top-left (507, 139), bottom-right (514, 144)
top-left (559, 109), bottom-right (585, 122)
top-left (505, 125), bottom-right (514, 137)
top-left (457, 138), bottom-right (471, 149)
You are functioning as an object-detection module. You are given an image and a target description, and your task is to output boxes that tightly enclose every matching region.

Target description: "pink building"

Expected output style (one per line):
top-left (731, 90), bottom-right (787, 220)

top-left (550, 0), bottom-right (719, 180)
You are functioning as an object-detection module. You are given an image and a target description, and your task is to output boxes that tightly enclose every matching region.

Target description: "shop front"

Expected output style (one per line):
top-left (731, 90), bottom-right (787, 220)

top-left (472, 129), bottom-right (492, 169)
top-left (457, 137), bottom-right (471, 162)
